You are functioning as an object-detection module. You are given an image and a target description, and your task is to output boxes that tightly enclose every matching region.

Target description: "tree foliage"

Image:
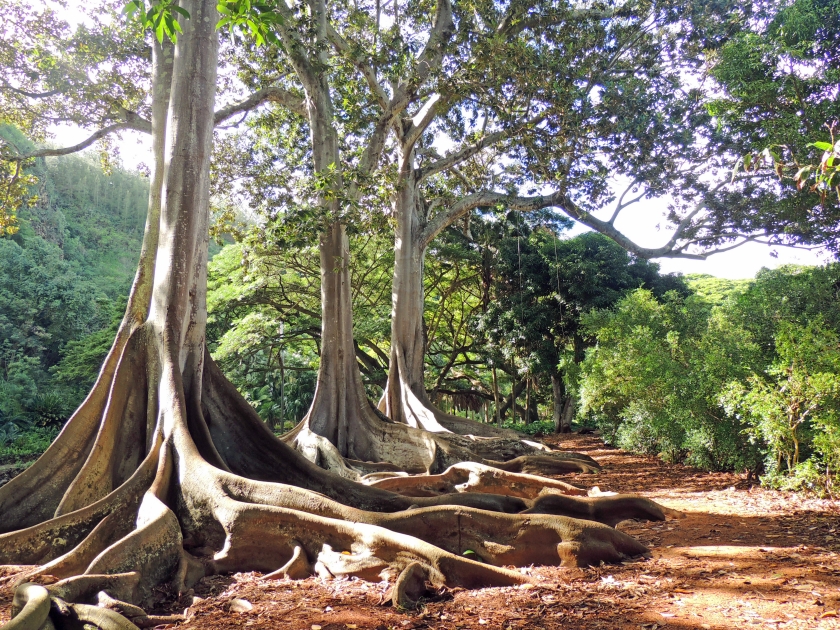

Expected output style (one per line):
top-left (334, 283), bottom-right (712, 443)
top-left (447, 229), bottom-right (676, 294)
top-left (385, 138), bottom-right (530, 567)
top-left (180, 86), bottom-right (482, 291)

top-left (580, 265), bottom-right (840, 491)
top-left (0, 152), bottom-right (147, 452)
top-left (709, 0), bottom-right (840, 248)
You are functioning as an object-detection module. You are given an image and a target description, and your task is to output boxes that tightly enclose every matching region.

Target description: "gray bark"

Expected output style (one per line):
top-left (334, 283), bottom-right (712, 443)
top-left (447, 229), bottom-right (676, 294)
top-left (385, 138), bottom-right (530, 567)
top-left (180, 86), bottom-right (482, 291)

top-left (384, 151), bottom-right (517, 439)
top-left (552, 375), bottom-right (574, 434)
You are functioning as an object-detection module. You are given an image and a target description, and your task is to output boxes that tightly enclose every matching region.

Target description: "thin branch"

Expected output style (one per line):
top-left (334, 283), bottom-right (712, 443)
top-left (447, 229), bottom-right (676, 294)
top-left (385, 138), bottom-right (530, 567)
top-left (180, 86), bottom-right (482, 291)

top-left (496, 6), bottom-right (620, 38)
top-left (214, 86), bottom-right (306, 123)
top-left (326, 24), bottom-right (389, 109)
top-left (420, 189), bottom-right (565, 250)
top-left (608, 179), bottom-right (645, 225)
top-left (419, 115), bottom-right (544, 182)
top-left (0, 80), bottom-right (63, 99)
top-left (3, 121), bottom-right (148, 160)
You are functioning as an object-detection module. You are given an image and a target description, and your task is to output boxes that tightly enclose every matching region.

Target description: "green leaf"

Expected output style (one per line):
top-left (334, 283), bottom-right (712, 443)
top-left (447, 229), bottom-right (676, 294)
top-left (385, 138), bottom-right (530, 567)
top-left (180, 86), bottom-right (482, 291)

top-left (155, 18), bottom-right (166, 43)
top-left (122, 0), bottom-right (142, 17)
top-left (810, 141), bottom-right (833, 151)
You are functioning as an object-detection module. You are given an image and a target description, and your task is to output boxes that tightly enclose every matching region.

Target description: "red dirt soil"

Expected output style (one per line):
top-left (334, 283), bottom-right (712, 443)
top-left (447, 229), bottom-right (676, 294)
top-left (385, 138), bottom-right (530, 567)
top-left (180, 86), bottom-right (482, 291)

top-left (3, 433), bottom-right (839, 629)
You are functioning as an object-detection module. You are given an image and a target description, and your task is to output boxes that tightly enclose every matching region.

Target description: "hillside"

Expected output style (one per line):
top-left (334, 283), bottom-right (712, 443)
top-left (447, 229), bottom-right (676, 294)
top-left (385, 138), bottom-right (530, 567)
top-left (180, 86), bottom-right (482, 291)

top-left (0, 150), bottom-right (148, 449)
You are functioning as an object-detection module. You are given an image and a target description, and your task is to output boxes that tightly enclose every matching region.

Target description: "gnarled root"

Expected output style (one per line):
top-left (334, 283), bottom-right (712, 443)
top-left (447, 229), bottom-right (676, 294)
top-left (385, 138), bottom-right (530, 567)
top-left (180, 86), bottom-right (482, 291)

top-left (525, 493), bottom-right (681, 527)
top-left (0, 345), bottom-right (658, 630)
top-left (363, 462), bottom-right (587, 499)
top-left (53, 599), bottom-right (140, 630)
top-left (486, 454), bottom-right (601, 475)
top-left (7, 583), bottom-right (51, 630)
top-left (200, 461), bottom-right (650, 571)
top-left (389, 562), bottom-right (429, 610)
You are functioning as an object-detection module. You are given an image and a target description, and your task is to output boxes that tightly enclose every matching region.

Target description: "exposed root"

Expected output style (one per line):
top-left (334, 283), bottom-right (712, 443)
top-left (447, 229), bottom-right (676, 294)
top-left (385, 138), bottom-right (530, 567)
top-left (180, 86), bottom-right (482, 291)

top-left (363, 462), bottom-right (588, 499)
top-left (525, 494), bottom-right (680, 527)
top-left (7, 583), bottom-right (50, 630)
top-left (46, 572), bottom-right (142, 606)
top-left (486, 454), bottom-right (602, 475)
top-left (389, 562), bottom-right (430, 610)
top-left (0, 333), bottom-right (661, 630)
top-left (197, 458), bottom-right (652, 569)
top-left (57, 600), bottom-right (140, 630)
top-left (386, 369), bottom-right (521, 440)
top-left (0, 325), bottom-right (140, 532)
top-left (96, 591), bottom-right (148, 618)
top-left (0, 355), bottom-right (660, 630)
top-left (262, 544), bottom-right (311, 580)
top-left (132, 614), bottom-right (186, 628)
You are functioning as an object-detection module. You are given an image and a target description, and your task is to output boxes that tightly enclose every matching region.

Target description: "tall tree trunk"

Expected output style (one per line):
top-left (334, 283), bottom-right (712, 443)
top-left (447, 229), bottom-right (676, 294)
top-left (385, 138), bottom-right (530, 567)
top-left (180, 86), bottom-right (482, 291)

top-left (296, 221), bottom-right (404, 461)
top-left (385, 159), bottom-right (449, 432)
top-left (385, 154), bottom-right (516, 439)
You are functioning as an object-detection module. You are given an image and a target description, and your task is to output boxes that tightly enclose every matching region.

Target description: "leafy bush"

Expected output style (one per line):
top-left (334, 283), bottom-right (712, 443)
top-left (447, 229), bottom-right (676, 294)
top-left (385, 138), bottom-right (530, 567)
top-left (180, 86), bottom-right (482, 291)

top-left (27, 391), bottom-right (73, 429)
top-left (761, 459), bottom-right (830, 496)
top-left (501, 419), bottom-right (555, 437)
top-left (0, 426), bottom-right (58, 464)
top-left (579, 267), bottom-right (840, 486)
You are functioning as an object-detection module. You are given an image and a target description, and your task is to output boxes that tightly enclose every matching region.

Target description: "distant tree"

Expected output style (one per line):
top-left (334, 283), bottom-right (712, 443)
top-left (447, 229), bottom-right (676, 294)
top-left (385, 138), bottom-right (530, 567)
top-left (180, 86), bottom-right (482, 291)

top-left (479, 224), bottom-right (686, 433)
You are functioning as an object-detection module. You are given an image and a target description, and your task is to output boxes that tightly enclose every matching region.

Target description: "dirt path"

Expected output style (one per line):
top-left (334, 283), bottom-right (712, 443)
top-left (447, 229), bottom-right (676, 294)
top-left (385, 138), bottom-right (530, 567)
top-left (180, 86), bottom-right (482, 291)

top-left (3, 434), bottom-right (839, 629)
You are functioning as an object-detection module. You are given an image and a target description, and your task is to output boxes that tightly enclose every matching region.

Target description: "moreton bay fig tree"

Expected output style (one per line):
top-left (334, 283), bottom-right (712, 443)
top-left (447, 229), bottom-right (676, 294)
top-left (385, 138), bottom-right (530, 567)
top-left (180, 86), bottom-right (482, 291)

top-left (1, 1), bottom-right (673, 626)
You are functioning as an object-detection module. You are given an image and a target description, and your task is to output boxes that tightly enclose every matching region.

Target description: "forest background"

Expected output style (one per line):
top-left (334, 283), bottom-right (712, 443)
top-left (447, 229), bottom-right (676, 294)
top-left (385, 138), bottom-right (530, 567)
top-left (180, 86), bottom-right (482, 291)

top-left (2, 153), bottom-right (839, 494)
top-left (1, 0), bottom-right (839, 497)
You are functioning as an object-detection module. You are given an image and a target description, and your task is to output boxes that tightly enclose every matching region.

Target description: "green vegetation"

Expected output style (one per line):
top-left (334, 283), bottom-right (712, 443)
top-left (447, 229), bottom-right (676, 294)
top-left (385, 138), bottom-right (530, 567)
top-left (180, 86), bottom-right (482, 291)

top-left (202, 213), bottom-right (840, 497)
top-left (0, 150), bottom-right (147, 460)
top-left (3, 147), bottom-right (838, 499)
top-left (580, 265), bottom-right (840, 494)
top-left (2, 0), bottom-right (838, 490)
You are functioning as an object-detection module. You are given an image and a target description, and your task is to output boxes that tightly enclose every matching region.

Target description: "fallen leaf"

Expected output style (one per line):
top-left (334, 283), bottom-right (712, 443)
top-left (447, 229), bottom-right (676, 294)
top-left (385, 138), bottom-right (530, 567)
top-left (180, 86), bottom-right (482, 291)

top-left (820, 611), bottom-right (838, 619)
top-left (229, 599), bottom-right (253, 613)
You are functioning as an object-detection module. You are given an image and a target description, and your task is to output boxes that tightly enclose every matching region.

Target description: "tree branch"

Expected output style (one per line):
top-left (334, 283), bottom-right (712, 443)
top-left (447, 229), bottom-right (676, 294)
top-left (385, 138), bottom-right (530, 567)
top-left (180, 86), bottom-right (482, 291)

top-left (419, 184), bottom-right (788, 262)
top-left (326, 24), bottom-right (389, 110)
top-left (0, 80), bottom-right (63, 99)
top-left (214, 86), bottom-right (306, 123)
top-left (2, 120), bottom-right (149, 160)
top-left (419, 114), bottom-right (544, 182)
top-left (399, 0), bottom-right (454, 94)
top-left (420, 189), bottom-right (565, 250)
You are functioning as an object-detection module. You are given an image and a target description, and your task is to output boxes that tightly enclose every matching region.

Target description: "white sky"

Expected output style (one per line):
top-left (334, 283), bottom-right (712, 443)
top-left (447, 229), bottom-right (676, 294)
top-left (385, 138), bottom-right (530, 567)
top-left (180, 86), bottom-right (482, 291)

top-left (590, 199), bottom-right (831, 279)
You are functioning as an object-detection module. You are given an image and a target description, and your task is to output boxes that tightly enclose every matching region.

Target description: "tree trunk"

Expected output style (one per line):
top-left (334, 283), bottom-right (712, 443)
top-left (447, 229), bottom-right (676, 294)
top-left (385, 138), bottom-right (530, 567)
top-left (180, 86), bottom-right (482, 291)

top-left (492, 365), bottom-right (502, 426)
top-left (384, 154), bottom-right (517, 439)
top-left (553, 375), bottom-right (573, 434)
top-left (385, 158), bottom-right (449, 433)
top-left (561, 397), bottom-right (575, 433)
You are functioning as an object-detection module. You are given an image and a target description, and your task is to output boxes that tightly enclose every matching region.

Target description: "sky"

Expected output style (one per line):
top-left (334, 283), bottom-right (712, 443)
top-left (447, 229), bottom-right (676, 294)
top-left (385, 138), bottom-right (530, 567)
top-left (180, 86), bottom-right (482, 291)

top-left (602, 199), bottom-right (831, 279)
